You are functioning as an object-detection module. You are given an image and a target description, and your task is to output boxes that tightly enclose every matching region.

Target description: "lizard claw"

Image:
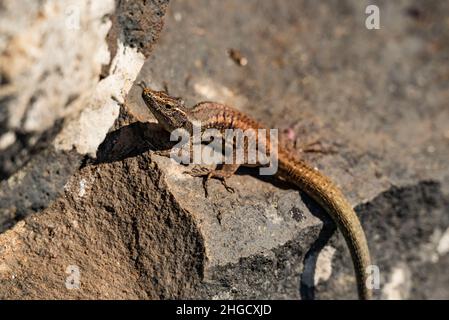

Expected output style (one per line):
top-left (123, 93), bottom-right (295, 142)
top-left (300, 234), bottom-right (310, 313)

top-left (299, 140), bottom-right (338, 155)
top-left (137, 80), bottom-right (148, 90)
top-left (220, 178), bottom-right (235, 194)
top-left (183, 166), bottom-right (212, 197)
top-left (184, 167), bottom-right (235, 197)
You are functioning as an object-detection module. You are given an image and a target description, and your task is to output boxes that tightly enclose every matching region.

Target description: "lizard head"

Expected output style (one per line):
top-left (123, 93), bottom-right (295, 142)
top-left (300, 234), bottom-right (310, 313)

top-left (138, 82), bottom-right (190, 132)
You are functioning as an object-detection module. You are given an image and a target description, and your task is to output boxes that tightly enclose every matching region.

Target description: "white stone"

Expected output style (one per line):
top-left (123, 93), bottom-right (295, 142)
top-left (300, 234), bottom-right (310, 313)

top-left (314, 245), bottom-right (336, 285)
top-left (382, 265), bottom-right (411, 300)
top-left (0, 132), bottom-right (16, 150)
top-left (437, 227), bottom-right (449, 256)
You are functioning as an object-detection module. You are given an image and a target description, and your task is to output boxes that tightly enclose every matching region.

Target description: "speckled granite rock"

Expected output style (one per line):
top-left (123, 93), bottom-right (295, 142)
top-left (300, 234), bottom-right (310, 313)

top-left (1, 0), bottom-right (448, 300)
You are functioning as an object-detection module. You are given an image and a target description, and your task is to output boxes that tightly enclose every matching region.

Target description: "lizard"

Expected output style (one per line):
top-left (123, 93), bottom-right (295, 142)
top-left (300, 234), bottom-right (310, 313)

top-left (138, 82), bottom-right (373, 300)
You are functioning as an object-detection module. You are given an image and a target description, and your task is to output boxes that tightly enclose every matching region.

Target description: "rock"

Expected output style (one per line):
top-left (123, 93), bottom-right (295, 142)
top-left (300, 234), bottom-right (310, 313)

top-left (0, 0), bottom-right (115, 177)
top-left (0, 0), bottom-right (169, 231)
top-left (0, 152), bottom-right (205, 299)
top-left (1, 0), bottom-right (449, 299)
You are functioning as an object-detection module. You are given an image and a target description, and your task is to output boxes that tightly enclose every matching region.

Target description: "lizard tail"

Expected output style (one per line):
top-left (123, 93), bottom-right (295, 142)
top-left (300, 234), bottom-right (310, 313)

top-left (278, 151), bottom-right (372, 300)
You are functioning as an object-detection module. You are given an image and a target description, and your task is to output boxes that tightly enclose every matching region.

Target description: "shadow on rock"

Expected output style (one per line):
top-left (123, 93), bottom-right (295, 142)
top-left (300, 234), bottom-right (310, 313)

top-left (95, 121), bottom-right (173, 164)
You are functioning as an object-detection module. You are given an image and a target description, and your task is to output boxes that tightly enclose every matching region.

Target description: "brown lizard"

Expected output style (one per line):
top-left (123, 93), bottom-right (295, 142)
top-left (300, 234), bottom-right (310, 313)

top-left (138, 83), bottom-right (373, 300)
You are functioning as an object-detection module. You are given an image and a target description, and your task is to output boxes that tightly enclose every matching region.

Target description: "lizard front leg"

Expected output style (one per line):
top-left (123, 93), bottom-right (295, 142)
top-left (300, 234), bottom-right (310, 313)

top-left (186, 163), bottom-right (240, 197)
top-left (151, 137), bottom-right (239, 196)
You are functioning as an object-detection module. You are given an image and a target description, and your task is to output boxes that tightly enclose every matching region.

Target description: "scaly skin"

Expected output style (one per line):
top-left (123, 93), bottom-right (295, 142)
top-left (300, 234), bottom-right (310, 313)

top-left (139, 84), bottom-right (372, 299)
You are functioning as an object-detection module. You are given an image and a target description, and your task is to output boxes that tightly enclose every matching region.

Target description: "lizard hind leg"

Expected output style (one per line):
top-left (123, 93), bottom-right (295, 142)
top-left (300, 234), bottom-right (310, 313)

top-left (185, 164), bottom-right (240, 197)
top-left (299, 140), bottom-right (338, 154)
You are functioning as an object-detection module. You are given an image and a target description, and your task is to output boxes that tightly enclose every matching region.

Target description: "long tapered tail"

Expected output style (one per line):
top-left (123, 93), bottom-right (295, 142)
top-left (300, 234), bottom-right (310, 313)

top-left (278, 151), bottom-right (372, 299)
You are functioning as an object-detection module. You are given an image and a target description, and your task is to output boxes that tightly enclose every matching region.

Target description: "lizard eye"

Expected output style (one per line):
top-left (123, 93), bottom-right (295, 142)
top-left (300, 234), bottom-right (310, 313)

top-left (165, 104), bottom-right (173, 109)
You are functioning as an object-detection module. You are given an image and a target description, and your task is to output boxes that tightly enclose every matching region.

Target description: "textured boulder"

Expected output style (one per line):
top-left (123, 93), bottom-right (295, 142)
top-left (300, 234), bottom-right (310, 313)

top-left (0, 0), bottom-right (168, 231)
top-left (1, 0), bottom-right (448, 300)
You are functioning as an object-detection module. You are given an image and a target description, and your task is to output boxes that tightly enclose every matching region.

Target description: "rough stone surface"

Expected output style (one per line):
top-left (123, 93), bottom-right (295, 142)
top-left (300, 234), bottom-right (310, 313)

top-left (0, 0), bottom-right (169, 231)
top-left (0, 152), bottom-right (205, 299)
top-left (1, 0), bottom-right (449, 300)
top-left (0, 0), bottom-right (114, 177)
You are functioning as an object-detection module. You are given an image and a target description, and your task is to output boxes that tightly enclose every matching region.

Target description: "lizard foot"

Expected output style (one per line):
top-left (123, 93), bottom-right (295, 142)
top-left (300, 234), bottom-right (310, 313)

top-left (299, 140), bottom-right (338, 154)
top-left (184, 166), bottom-right (236, 197)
